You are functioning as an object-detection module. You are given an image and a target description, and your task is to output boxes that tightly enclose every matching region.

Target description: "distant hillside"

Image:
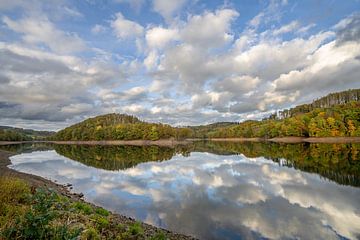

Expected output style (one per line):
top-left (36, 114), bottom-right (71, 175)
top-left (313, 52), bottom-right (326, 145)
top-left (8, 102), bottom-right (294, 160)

top-left (189, 122), bottom-right (238, 138)
top-left (208, 101), bottom-right (360, 138)
top-left (268, 89), bottom-right (360, 120)
top-left (52, 113), bottom-right (193, 141)
top-left (0, 126), bottom-right (55, 141)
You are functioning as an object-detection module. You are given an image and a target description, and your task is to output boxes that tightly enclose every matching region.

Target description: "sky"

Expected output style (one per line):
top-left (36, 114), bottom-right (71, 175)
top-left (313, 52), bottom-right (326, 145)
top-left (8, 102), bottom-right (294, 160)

top-left (0, 0), bottom-right (360, 131)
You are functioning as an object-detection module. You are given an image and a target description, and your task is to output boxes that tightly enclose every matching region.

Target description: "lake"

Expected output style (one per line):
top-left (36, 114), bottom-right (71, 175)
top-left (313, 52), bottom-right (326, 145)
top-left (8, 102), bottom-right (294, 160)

top-left (4, 141), bottom-right (360, 239)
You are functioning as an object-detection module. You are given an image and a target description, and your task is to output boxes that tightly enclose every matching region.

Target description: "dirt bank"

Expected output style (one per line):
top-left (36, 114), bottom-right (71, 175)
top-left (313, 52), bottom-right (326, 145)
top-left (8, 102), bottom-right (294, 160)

top-left (207, 138), bottom-right (264, 142)
top-left (42, 139), bottom-right (193, 147)
top-left (209, 137), bottom-right (360, 143)
top-left (0, 149), bottom-right (195, 240)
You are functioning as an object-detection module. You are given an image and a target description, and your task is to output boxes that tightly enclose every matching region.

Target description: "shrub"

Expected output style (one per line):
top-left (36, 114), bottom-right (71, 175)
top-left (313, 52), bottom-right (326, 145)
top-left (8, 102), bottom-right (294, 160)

top-left (81, 227), bottom-right (100, 240)
top-left (150, 231), bottom-right (167, 240)
top-left (72, 202), bottom-right (93, 215)
top-left (95, 207), bottom-right (109, 217)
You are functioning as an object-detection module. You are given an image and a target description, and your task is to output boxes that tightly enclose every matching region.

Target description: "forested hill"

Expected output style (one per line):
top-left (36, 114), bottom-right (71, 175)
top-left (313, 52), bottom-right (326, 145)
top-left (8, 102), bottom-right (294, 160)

top-left (207, 101), bottom-right (360, 138)
top-left (269, 89), bottom-right (360, 119)
top-left (189, 122), bottom-right (239, 138)
top-left (51, 113), bottom-right (193, 141)
top-left (0, 126), bottom-right (55, 141)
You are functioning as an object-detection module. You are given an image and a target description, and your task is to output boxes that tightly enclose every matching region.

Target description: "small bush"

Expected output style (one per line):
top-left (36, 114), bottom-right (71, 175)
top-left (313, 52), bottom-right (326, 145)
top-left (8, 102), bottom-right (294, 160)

top-left (92, 215), bottom-right (109, 230)
top-left (128, 222), bottom-right (144, 236)
top-left (72, 202), bottom-right (93, 215)
top-left (95, 207), bottom-right (109, 217)
top-left (0, 177), bottom-right (30, 205)
top-left (81, 227), bottom-right (100, 240)
top-left (53, 225), bottom-right (81, 240)
top-left (150, 231), bottom-right (167, 240)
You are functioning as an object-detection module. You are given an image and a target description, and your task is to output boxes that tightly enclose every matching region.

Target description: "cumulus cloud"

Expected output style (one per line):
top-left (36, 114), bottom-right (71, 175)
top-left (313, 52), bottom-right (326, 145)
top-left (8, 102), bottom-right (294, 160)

top-left (1, 1), bottom-right (360, 129)
top-left (0, 42), bottom-right (126, 122)
top-left (214, 75), bottom-right (260, 93)
top-left (335, 12), bottom-right (360, 45)
top-left (111, 12), bottom-right (144, 39)
top-left (2, 15), bottom-right (86, 54)
top-left (145, 26), bottom-right (179, 49)
top-left (272, 20), bottom-right (300, 35)
top-left (152, 0), bottom-right (187, 21)
top-left (181, 9), bottom-right (239, 48)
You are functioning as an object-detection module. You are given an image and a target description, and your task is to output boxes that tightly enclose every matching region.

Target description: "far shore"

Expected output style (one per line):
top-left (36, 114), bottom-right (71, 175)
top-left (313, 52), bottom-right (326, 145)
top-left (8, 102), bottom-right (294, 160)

top-left (0, 139), bottom-right (193, 147)
top-left (208, 136), bottom-right (360, 143)
top-left (1, 136), bottom-right (360, 146)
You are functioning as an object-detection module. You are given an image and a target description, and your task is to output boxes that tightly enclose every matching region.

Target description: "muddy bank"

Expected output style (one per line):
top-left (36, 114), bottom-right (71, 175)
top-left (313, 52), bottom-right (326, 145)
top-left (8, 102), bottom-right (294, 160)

top-left (0, 150), bottom-right (195, 240)
top-left (209, 137), bottom-right (360, 143)
top-left (2, 136), bottom-right (360, 147)
top-left (43, 139), bottom-right (193, 147)
top-left (0, 141), bottom-right (32, 145)
top-left (207, 138), bottom-right (264, 142)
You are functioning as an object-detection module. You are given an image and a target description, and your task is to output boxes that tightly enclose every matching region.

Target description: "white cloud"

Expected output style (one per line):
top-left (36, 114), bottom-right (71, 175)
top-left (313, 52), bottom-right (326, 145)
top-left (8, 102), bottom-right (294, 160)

top-left (214, 75), bottom-right (260, 93)
top-left (144, 50), bottom-right (159, 70)
top-left (2, 15), bottom-right (86, 54)
top-left (0, 42), bottom-right (126, 122)
top-left (60, 103), bottom-right (94, 114)
top-left (181, 9), bottom-right (239, 48)
top-left (146, 26), bottom-right (179, 49)
top-left (273, 40), bottom-right (360, 94)
top-left (272, 20), bottom-right (300, 35)
top-left (91, 24), bottom-right (106, 34)
top-left (152, 0), bottom-right (187, 20)
top-left (1, 1), bottom-right (360, 129)
top-left (111, 12), bottom-right (144, 39)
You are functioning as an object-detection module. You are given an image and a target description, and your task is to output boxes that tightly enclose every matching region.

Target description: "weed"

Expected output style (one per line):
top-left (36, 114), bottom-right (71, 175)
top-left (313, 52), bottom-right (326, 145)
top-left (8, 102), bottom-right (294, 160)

top-left (80, 227), bottom-right (100, 240)
top-left (72, 202), bottom-right (93, 215)
top-left (149, 231), bottom-right (167, 240)
top-left (129, 221), bottom-right (144, 236)
top-left (92, 215), bottom-right (109, 230)
top-left (95, 207), bottom-right (109, 217)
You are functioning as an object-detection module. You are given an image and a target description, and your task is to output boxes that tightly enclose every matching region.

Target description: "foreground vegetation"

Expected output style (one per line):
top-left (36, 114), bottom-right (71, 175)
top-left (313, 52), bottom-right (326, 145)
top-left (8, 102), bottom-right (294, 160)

top-left (0, 177), bottom-right (168, 240)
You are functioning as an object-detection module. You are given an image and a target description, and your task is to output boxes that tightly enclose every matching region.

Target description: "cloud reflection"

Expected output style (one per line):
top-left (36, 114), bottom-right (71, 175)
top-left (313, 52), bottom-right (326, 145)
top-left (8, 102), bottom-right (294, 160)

top-left (10, 151), bottom-right (360, 239)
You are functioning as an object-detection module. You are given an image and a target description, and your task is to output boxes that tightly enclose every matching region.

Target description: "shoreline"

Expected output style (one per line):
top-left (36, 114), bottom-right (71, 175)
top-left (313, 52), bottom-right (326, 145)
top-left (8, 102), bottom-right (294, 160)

top-left (0, 149), bottom-right (194, 240)
top-left (208, 136), bottom-right (360, 143)
top-left (0, 139), bottom-right (193, 147)
top-left (2, 136), bottom-right (360, 146)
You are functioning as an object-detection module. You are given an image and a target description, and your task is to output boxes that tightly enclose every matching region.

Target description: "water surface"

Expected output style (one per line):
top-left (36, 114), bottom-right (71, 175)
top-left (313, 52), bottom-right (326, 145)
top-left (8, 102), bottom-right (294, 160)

top-left (6, 142), bottom-right (360, 239)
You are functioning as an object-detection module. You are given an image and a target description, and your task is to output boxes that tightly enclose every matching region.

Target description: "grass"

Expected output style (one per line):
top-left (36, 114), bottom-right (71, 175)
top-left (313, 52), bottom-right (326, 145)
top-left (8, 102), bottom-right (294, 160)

top-left (0, 176), bottom-right (169, 240)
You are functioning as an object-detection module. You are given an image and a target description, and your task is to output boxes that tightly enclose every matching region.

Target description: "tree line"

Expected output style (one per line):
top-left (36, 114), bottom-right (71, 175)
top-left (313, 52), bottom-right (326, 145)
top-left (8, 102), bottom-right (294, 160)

top-left (0, 129), bottom-right (32, 141)
top-left (268, 89), bottom-right (360, 119)
top-left (207, 101), bottom-right (360, 138)
top-left (51, 113), bottom-right (193, 141)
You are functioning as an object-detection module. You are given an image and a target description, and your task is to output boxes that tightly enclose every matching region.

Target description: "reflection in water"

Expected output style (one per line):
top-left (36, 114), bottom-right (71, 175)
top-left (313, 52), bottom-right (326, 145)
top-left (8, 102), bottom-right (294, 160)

top-left (7, 142), bottom-right (360, 239)
top-left (0, 143), bottom-right (52, 154)
top-left (194, 141), bottom-right (360, 187)
top-left (54, 145), bottom-right (190, 170)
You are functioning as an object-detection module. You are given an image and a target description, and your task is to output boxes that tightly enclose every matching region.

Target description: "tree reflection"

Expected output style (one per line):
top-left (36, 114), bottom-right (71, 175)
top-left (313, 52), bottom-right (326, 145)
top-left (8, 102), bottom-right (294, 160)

top-left (54, 145), bottom-right (191, 171)
top-left (194, 141), bottom-right (360, 187)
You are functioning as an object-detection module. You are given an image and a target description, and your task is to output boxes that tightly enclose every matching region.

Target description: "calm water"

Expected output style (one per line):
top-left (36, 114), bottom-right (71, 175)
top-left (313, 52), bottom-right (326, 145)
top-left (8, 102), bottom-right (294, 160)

top-left (5, 142), bottom-right (360, 239)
